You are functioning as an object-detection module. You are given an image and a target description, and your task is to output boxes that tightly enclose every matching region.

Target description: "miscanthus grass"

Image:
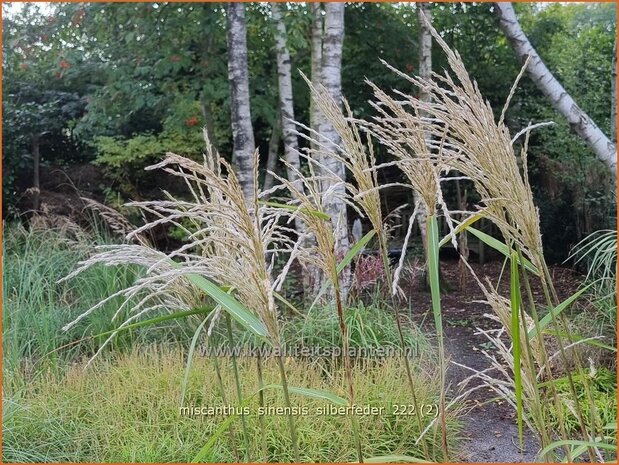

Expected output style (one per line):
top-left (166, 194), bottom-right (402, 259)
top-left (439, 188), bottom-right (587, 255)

top-left (303, 77), bottom-right (433, 459)
top-left (358, 63), bottom-right (456, 463)
top-left (363, 17), bottom-right (604, 462)
top-left (61, 140), bottom-right (302, 461)
top-left (55, 17), bottom-right (610, 462)
top-left (268, 151), bottom-right (364, 463)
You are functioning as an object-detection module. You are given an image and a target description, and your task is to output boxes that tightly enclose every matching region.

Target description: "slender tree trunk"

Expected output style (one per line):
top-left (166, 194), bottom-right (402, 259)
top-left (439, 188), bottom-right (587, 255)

top-left (612, 38), bottom-right (616, 143)
top-left (271, 2), bottom-right (312, 293)
top-left (417, 3), bottom-right (448, 292)
top-left (318, 2), bottom-right (350, 297)
top-left (201, 8), bottom-right (218, 152)
top-left (200, 98), bottom-right (218, 149)
top-left (226, 3), bottom-right (256, 199)
top-left (416, 2), bottom-right (431, 255)
top-left (455, 178), bottom-right (469, 292)
top-left (310, 2), bottom-right (324, 152)
top-left (32, 133), bottom-right (41, 212)
top-left (263, 118), bottom-right (281, 193)
top-left (496, 2), bottom-right (617, 176)
top-left (300, 3), bottom-right (327, 298)
top-left (271, 2), bottom-right (303, 190)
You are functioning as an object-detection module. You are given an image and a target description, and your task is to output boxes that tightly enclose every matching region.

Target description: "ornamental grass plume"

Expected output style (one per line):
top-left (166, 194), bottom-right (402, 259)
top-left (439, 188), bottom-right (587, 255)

top-left (268, 152), bottom-right (364, 463)
top-left (373, 26), bottom-right (543, 272)
top-left (63, 141), bottom-right (295, 350)
top-left (61, 136), bottom-right (302, 461)
top-left (301, 76), bottom-right (435, 458)
top-left (363, 82), bottom-right (449, 224)
top-left (346, 15), bottom-right (604, 459)
top-left (354, 53), bottom-right (457, 463)
top-left (299, 75), bottom-right (383, 246)
top-left (372, 17), bottom-right (602, 460)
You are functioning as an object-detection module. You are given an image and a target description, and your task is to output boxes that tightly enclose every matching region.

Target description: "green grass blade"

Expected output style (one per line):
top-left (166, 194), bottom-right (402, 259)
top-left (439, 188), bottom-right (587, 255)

top-left (308, 230), bottom-right (376, 312)
top-left (274, 291), bottom-right (303, 316)
top-left (90, 307), bottom-right (214, 340)
top-left (465, 226), bottom-right (539, 275)
top-left (427, 215), bottom-right (449, 461)
top-left (544, 329), bottom-right (616, 352)
top-left (183, 272), bottom-right (269, 339)
top-left (510, 252), bottom-right (523, 449)
top-left (527, 282), bottom-right (594, 339)
top-left (355, 455), bottom-right (433, 463)
top-left (192, 416), bottom-right (236, 462)
top-left (563, 423), bottom-right (618, 461)
top-left (337, 230), bottom-right (376, 274)
top-left (438, 212), bottom-right (483, 248)
top-left (427, 217), bottom-right (442, 337)
top-left (258, 200), bottom-right (331, 221)
top-left (539, 439), bottom-right (617, 459)
top-left (565, 444), bottom-right (590, 462)
top-left (191, 384), bottom-right (340, 463)
top-left (180, 312), bottom-right (212, 406)
top-left (191, 396), bottom-right (254, 463)
top-left (49, 307), bottom-right (216, 357)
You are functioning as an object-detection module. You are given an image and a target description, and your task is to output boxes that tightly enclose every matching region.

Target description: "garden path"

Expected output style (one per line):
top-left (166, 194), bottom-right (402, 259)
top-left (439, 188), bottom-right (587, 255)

top-left (404, 260), bottom-right (582, 462)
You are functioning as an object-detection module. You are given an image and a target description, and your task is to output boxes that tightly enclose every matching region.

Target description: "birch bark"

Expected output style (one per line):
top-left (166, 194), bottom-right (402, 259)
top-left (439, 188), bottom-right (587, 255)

top-left (319, 2), bottom-right (350, 293)
top-left (226, 3), bottom-right (256, 199)
top-left (416, 2), bottom-right (431, 251)
top-left (271, 2), bottom-right (302, 189)
top-left (310, 2), bottom-right (324, 152)
top-left (496, 2), bottom-right (617, 175)
top-left (262, 119), bottom-right (281, 193)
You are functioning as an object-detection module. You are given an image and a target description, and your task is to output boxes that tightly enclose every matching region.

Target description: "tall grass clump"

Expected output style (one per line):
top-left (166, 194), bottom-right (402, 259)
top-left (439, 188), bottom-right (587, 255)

top-left (358, 68), bottom-right (454, 463)
top-left (268, 151), bottom-right (365, 462)
top-left (288, 302), bottom-right (429, 358)
top-left (569, 229), bottom-right (617, 330)
top-left (1, 222), bottom-right (155, 387)
top-left (343, 17), bottom-right (609, 462)
top-left (60, 141), bottom-right (304, 461)
top-left (302, 76), bottom-right (440, 459)
top-left (55, 130), bottom-right (455, 462)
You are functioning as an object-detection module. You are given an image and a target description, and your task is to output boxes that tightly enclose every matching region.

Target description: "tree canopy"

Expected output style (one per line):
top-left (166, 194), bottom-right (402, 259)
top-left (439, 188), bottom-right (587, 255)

top-left (3, 2), bottom-right (616, 261)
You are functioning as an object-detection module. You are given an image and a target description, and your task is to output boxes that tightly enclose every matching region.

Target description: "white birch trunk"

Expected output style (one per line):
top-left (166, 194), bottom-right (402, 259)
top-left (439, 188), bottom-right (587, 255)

top-left (310, 2), bottom-right (324, 149)
top-left (226, 3), bottom-right (256, 199)
top-left (496, 2), bottom-right (617, 176)
top-left (319, 2), bottom-right (350, 295)
top-left (271, 2), bottom-right (310, 291)
top-left (271, 2), bottom-right (302, 189)
top-left (263, 119), bottom-right (281, 193)
top-left (416, 2), bottom-right (432, 251)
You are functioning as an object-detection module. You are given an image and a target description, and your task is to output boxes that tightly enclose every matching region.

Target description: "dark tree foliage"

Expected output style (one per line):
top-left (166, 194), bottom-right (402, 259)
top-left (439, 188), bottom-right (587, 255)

top-left (2, 2), bottom-right (615, 261)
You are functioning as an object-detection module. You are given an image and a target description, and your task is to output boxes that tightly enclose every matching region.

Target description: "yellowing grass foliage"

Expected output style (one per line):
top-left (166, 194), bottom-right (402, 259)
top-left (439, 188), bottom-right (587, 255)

top-left (3, 348), bottom-right (459, 463)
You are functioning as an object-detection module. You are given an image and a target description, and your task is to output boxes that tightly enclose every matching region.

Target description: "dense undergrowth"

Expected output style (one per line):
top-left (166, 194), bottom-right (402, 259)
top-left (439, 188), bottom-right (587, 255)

top-left (4, 347), bottom-right (460, 463)
top-left (3, 224), bottom-right (455, 462)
